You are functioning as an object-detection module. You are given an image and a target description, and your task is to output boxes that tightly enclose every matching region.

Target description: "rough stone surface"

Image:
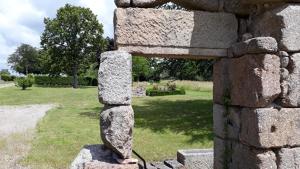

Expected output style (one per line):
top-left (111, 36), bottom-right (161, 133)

top-left (100, 105), bottom-right (134, 159)
top-left (252, 4), bottom-right (300, 52)
top-left (114, 0), bottom-right (131, 7)
top-left (214, 54), bottom-right (281, 107)
top-left (214, 137), bottom-right (277, 169)
top-left (277, 147), bottom-right (300, 169)
top-left (242, 0), bottom-right (300, 4)
top-left (115, 8), bottom-right (238, 58)
top-left (177, 149), bottom-right (213, 169)
top-left (98, 51), bottom-right (132, 105)
top-left (70, 145), bottom-right (138, 169)
top-left (279, 53), bottom-right (300, 107)
top-left (280, 68), bottom-right (289, 81)
top-left (213, 104), bottom-right (241, 140)
top-left (240, 107), bottom-right (300, 148)
top-left (229, 37), bottom-right (278, 57)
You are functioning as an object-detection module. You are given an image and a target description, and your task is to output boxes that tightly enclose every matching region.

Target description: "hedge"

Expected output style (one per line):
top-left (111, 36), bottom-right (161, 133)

top-left (146, 88), bottom-right (186, 96)
top-left (0, 75), bottom-right (16, 81)
top-left (34, 76), bottom-right (97, 86)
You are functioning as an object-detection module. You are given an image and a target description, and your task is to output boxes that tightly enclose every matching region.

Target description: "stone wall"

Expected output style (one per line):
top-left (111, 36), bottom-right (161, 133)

top-left (91, 1), bottom-right (300, 169)
top-left (213, 3), bottom-right (300, 169)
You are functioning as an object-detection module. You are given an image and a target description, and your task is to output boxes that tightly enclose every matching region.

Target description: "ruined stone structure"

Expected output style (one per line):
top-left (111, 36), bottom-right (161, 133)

top-left (72, 0), bottom-right (300, 168)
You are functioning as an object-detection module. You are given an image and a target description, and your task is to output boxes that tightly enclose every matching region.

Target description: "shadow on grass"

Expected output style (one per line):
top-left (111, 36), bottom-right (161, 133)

top-left (80, 98), bottom-right (213, 144)
top-left (133, 99), bottom-right (213, 143)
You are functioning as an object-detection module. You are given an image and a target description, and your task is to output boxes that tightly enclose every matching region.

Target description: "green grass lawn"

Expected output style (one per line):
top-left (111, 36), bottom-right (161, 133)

top-left (0, 85), bottom-right (213, 169)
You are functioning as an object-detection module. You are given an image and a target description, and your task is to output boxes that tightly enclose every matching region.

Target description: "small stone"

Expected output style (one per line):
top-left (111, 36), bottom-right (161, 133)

top-left (279, 81), bottom-right (289, 98)
top-left (229, 37), bottom-right (278, 57)
top-left (100, 105), bottom-right (134, 159)
top-left (280, 68), bottom-right (289, 81)
top-left (177, 149), bottom-right (213, 169)
top-left (98, 51), bottom-right (132, 105)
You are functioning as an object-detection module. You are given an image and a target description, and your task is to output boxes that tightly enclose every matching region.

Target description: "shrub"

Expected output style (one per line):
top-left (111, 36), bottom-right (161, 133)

top-left (1, 74), bottom-right (15, 81)
top-left (146, 88), bottom-right (186, 96)
top-left (15, 76), bottom-right (34, 90)
top-left (167, 82), bottom-right (176, 91)
top-left (33, 76), bottom-right (96, 86)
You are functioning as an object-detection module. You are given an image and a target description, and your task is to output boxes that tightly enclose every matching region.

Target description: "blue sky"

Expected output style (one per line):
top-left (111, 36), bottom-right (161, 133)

top-left (0, 0), bottom-right (116, 71)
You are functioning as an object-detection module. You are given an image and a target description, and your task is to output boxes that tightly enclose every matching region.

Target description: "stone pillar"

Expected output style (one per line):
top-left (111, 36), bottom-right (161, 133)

top-left (213, 3), bottom-right (300, 169)
top-left (98, 51), bottom-right (134, 160)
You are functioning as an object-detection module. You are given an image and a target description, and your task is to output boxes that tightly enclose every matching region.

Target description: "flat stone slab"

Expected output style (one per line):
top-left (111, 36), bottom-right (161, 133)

top-left (177, 149), bottom-right (213, 169)
top-left (115, 8), bottom-right (238, 59)
top-left (70, 145), bottom-right (139, 169)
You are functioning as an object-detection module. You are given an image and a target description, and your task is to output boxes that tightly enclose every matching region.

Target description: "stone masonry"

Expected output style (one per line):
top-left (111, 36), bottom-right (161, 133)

top-left (72, 0), bottom-right (300, 169)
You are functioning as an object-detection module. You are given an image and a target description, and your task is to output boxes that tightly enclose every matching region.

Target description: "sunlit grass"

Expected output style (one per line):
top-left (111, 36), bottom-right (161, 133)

top-left (0, 83), bottom-right (213, 168)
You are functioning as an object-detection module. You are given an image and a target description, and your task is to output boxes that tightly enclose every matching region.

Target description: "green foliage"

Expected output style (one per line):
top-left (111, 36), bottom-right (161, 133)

top-left (0, 69), bottom-right (10, 76)
top-left (41, 4), bottom-right (106, 88)
top-left (15, 76), bottom-right (34, 90)
top-left (1, 75), bottom-right (15, 81)
top-left (8, 44), bottom-right (41, 75)
top-left (132, 56), bottom-right (152, 81)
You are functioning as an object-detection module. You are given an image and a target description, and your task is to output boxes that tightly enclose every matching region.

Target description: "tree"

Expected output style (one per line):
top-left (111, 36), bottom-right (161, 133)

top-left (132, 56), bottom-right (152, 81)
top-left (41, 4), bottom-right (106, 88)
top-left (8, 44), bottom-right (41, 75)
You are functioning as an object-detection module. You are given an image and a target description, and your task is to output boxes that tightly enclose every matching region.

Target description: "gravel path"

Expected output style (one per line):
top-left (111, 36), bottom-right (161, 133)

top-left (0, 104), bottom-right (55, 137)
top-left (0, 83), bottom-right (14, 89)
top-left (0, 104), bottom-right (56, 169)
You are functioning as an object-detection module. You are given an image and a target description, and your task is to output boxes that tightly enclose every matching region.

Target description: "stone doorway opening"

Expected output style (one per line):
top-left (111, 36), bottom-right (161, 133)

top-left (72, 1), bottom-right (300, 169)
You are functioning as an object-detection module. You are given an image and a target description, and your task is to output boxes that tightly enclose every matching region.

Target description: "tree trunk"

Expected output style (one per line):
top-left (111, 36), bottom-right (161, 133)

top-left (72, 65), bottom-right (78, 89)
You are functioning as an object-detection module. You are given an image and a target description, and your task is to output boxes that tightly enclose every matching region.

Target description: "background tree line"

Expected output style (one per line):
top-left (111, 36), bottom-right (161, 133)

top-left (6, 3), bottom-right (213, 88)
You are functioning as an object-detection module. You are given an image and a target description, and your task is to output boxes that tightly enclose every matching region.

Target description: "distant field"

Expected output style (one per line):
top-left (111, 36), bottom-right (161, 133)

top-left (0, 81), bottom-right (213, 169)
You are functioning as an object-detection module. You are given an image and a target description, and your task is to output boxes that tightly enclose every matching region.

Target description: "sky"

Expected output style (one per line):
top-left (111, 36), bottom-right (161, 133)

top-left (0, 0), bottom-right (116, 71)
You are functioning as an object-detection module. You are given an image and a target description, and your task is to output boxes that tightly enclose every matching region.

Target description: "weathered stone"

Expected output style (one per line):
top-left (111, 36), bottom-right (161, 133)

top-left (100, 105), bottom-right (134, 159)
top-left (115, 0), bottom-right (220, 11)
top-left (280, 68), bottom-right (289, 81)
top-left (279, 53), bottom-right (300, 107)
top-left (214, 137), bottom-right (277, 169)
top-left (213, 104), bottom-right (241, 140)
top-left (177, 149), bottom-right (213, 169)
top-left (164, 159), bottom-right (186, 169)
top-left (98, 51), bottom-right (132, 105)
top-left (151, 162), bottom-right (171, 169)
top-left (224, 0), bottom-right (253, 15)
top-left (279, 80), bottom-right (289, 98)
top-left (214, 54), bottom-right (281, 107)
top-left (70, 145), bottom-right (139, 169)
top-left (242, 33), bottom-right (253, 41)
top-left (252, 4), bottom-right (300, 52)
top-left (115, 8), bottom-right (238, 59)
top-left (242, 0), bottom-right (300, 4)
top-left (229, 37), bottom-right (278, 57)
top-left (277, 147), bottom-right (300, 169)
top-left (240, 107), bottom-right (300, 148)
top-left (114, 0), bottom-right (131, 7)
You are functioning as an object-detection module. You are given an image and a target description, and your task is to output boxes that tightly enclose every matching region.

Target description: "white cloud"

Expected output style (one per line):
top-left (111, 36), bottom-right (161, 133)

top-left (0, 0), bottom-right (116, 71)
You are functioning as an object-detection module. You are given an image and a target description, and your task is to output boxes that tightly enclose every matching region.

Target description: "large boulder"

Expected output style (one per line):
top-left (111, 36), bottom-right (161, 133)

top-left (252, 4), bottom-right (300, 52)
top-left (100, 105), bottom-right (134, 159)
top-left (98, 51), bottom-right (132, 105)
top-left (277, 148), bottom-right (300, 169)
top-left (240, 107), bottom-right (300, 148)
top-left (213, 54), bottom-right (281, 107)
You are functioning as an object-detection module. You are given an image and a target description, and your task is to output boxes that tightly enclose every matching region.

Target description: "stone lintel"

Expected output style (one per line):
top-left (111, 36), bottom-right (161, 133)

top-left (115, 8), bottom-right (238, 59)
